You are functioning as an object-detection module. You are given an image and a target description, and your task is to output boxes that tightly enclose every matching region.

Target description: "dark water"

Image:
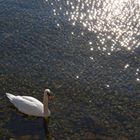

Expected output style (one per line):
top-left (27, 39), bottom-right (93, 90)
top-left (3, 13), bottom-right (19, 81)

top-left (0, 0), bottom-right (140, 139)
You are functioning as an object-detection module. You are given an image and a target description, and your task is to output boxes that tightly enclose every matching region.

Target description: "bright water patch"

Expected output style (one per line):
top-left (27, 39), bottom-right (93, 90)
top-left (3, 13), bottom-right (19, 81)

top-left (46, 0), bottom-right (140, 52)
top-left (45, 0), bottom-right (140, 83)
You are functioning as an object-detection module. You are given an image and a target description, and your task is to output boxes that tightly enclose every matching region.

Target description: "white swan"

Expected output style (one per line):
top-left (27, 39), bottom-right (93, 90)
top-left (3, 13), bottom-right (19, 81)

top-left (6, 89), bottom-right (53, 117)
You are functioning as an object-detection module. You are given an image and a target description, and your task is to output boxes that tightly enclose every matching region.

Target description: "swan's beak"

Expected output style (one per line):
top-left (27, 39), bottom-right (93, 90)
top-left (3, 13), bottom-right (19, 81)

top-left (48, 95), bottom-right (54, 100)
top-left (48, 91), bottom-right (54, 100)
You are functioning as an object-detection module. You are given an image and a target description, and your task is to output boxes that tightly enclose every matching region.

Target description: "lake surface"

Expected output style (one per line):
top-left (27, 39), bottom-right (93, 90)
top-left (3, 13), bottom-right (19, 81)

top-left (0, 0), bottom-right (140, 139)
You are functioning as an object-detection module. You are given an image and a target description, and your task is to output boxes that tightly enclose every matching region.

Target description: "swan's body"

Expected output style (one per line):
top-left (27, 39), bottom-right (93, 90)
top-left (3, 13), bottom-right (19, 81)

top-left (6, 89), bottom-right (52, 117)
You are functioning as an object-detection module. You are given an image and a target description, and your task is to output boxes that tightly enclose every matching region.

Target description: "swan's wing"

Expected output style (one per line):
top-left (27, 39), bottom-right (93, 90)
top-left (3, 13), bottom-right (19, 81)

top-left (8, 95), bottom-right (43, 117)
top-left (21, 96), bottom-right (51, 117)
top-left (22, 96), bottom-right (43, 104)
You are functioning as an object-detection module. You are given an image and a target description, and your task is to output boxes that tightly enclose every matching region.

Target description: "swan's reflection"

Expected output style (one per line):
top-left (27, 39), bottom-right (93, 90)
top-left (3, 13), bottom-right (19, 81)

top-left (43, 117), bottom-right (52, 140)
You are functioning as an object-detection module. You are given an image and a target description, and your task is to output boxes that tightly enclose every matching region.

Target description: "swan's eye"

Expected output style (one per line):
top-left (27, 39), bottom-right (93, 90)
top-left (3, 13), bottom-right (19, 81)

top-left (47, 91), bottom-right (53, 96)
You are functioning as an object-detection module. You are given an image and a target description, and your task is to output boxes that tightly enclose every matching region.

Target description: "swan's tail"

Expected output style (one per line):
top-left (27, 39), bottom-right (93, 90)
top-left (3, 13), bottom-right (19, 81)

top-left (6, 93), bottom-right (15, 102)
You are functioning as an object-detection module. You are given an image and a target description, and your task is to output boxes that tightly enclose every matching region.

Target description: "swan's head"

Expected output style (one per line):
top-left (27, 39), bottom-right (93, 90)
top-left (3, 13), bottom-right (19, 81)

top-left (44, 89), bottom-right (54, 100)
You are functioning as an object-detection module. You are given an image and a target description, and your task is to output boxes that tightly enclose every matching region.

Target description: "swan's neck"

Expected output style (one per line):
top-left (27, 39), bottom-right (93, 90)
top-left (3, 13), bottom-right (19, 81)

top-left (43, 93), bottom-right (49, 116)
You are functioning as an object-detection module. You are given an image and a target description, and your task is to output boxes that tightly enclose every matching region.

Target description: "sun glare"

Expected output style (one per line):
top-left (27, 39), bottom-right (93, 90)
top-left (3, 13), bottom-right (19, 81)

top-left (46, 0), bottom-right (140, 53)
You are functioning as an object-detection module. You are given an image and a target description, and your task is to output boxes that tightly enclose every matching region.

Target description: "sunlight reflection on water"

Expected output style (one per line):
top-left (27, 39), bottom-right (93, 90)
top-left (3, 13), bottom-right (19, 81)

top-left (45, 0), bottom-right (140, 83)
top-left (46, 0), bottom-right (140, 52)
